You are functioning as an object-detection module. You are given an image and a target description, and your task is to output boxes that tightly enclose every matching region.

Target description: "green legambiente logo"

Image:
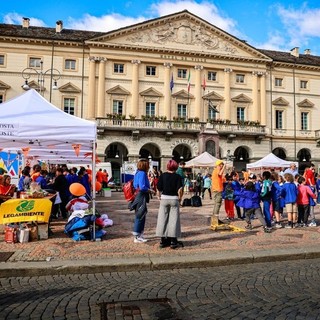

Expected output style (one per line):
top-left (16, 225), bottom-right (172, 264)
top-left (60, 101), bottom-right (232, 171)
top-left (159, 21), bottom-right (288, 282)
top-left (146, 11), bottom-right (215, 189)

top-left (16, 200), bottom-right (35, 212)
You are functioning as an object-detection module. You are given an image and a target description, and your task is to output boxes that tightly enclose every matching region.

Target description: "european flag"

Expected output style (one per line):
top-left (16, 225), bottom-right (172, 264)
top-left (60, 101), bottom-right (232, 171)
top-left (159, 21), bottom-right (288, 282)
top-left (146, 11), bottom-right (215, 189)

top-left (170, 73), bottom-right (174, 92)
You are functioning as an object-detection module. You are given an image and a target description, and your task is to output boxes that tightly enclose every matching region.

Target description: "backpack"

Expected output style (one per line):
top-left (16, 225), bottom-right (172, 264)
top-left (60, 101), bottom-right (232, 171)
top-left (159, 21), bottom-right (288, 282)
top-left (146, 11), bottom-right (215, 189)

top-left (182, 198), bottom-right (192, 207)
top-left (191, 195), bottom-right (202, 207)
top-left (122, 179), bottom-right (137, 202)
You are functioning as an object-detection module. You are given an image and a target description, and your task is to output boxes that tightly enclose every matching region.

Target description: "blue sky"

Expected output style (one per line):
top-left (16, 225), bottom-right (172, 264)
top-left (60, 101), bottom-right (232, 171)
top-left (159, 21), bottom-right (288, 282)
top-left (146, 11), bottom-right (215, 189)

top-left (1, 0), bottom-right (320, 54)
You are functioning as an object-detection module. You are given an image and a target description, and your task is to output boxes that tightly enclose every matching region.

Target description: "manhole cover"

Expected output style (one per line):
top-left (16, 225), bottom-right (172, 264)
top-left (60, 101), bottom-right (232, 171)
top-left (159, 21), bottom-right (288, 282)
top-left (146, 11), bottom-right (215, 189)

top-left (99, 298), bottom-right (186, 320)
top-left (0, 252), bottom-right (14, 262)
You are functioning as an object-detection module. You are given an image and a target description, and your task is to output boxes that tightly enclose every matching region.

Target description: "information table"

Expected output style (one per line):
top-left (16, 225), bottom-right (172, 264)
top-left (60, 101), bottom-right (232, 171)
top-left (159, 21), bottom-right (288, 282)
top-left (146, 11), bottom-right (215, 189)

top-left (0, 198), bottom-right (53, 224)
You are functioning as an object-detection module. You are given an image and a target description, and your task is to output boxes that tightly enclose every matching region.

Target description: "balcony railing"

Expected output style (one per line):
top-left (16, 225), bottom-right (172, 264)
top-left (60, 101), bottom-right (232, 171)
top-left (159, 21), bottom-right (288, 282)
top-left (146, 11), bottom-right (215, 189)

top-left (96, 117), bottom-right (267, 135)
top-left (274, 129), bottom-right (315, 138)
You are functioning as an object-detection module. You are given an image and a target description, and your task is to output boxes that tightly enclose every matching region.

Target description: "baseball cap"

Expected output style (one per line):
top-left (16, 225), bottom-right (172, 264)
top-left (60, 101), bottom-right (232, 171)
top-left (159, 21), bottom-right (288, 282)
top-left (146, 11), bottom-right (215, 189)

top-left (249, 173), bottom-right (257, 179)
top-left (215, 160), bottom-right (224, 166)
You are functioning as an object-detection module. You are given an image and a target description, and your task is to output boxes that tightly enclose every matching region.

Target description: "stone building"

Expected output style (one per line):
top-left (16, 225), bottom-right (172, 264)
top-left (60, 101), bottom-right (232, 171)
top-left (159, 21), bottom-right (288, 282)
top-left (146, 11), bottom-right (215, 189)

top-left (0, 10), bottom-right (319, 179)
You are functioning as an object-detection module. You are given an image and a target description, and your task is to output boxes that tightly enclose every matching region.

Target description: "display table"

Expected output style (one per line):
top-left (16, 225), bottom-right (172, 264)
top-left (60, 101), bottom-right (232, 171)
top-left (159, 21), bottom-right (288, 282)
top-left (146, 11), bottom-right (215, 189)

top-left (0, 198), bottom-right (53, 224)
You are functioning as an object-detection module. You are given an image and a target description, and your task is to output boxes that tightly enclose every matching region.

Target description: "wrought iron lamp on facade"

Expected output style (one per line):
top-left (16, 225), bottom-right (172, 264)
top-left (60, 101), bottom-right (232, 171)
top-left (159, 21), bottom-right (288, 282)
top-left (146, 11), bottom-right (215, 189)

top-left (21, 60), bottom-right (61, 102)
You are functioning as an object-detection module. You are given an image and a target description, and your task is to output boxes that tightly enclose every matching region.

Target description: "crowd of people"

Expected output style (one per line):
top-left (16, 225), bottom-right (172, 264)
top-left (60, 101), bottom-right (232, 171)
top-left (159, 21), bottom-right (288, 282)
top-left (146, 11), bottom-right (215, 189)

top-left (129, 159), bottom-right (319, 250)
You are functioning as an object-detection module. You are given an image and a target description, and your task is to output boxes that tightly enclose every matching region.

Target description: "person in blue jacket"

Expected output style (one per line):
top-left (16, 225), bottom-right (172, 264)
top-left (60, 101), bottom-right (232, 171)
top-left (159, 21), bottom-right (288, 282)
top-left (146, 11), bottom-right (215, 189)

top-left (235, 181), bottom-right (269, 232)
top-left (271, 172), bottom-right (283, 229)
top-left (281, 173), bottom-right (298, 228)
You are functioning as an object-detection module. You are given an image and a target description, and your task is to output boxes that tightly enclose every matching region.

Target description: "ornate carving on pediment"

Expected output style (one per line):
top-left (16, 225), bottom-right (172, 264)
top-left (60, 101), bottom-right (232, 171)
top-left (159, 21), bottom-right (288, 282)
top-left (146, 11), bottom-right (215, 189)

top-left (272, 97), bottom-right (289, 106)
top-left (172, 89), bottom-right (194, 99)
top-left (59, 82), bottom-right (81, 93)
top-left (0, 80), bottom-right (10, 90)
top-left (140, 87), bottom-right (163, 97)
top-left (126, 20), bottom-right (238, 54)
top-left (203, 91), bottom-right (224, 101)
top-left (231, 94), bottom-right (251, 103)
top-left (106, 85), bottom-right (130, 95)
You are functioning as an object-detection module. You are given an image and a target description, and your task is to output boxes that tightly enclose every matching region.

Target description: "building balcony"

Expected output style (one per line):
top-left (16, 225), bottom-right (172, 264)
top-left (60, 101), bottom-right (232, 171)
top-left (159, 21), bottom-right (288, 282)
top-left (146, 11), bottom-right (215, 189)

top-left (96, 117), bottom-right (268, 138)
top-left (274, 129), bottom-right (315, 139)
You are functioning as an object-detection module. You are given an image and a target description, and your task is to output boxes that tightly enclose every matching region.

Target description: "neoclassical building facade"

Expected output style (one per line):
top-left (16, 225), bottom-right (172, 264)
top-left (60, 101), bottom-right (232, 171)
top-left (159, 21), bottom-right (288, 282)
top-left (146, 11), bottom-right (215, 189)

top-left (0, 10), bottom-right (319, 176)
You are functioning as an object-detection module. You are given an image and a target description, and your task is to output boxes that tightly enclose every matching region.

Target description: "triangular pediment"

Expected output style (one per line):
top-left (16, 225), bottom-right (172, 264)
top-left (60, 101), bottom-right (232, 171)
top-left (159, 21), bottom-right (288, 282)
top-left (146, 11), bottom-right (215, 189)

top-left (231, 94), bottom-right (251, 103)
top-left (297, 99), bottom-right (314, 108)
top-left (140, 87), bottom-right (163, 97)
top-left (0, 80), bottom-right (10, 90)
top-left (59, 82), bottom-right (81, 93)
top-left (272, 97), bottom-right (289, 106)
top-left (26, 80), bottom-right (43, 92)
top-left (203, 91), bottom-right (224, 101)
top-left (172, 89), bottom-right (194, 99)
top-left (106, 85), bottom-right (130, 95)
top-left (87, 11), bottom-right (271, 62)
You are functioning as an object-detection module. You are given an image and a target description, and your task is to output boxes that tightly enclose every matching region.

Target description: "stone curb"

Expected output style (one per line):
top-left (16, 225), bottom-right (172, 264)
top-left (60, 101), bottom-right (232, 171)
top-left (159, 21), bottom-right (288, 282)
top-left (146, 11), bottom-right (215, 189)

top-left (1, 247), bottom-right (320, 278)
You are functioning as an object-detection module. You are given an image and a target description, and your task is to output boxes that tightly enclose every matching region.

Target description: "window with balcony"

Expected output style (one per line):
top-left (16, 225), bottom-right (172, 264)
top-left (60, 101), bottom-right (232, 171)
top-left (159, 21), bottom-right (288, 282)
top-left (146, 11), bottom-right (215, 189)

top-left (114, 63), bottom-right (124, 74)
top-left (275, 110), bottom-right (283, 129)
top-left (146, 65), bottom-right (156, 76)
top-left (301, 112), bottom-right (308, 130)
top-left (113, 100), bottom-right (123, 114)
top-left (208, 104), bottom-right (218, 120)
top-left (237, 107), bottom-right (245, 121)
top-left (275, 78), bottom-right (283, 87)
top-left (65, 59), bottom-right (76, 70)
top-left (177, 104), bottom-right (187, 119)
top-left (208, 71), bottom-right (217, 81)
top-left (235, 74), bottom-right (245, 84)
top-left (29, 57), bottom-right (41, 68)
top-left (145, 102), bottom-right (155, 116)
top-left (177, 69), bottom-right (187, 79)
top-left (0, 55), bottom-right (4, 66)
top-left (300, 80), bottom-right (308, 89)
top-left (63, 98), bottom-right (75, 115)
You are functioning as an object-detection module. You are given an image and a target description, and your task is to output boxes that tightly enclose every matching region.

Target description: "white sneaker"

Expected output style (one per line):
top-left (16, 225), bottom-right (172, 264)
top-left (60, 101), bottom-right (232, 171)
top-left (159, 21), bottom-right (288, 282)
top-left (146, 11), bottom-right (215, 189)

top-left (134, 236), bottom-right (148, 243)
top-left (308, 221), bottom-right (317, 227)
top-left (275, 223), bottom-right (283, 229)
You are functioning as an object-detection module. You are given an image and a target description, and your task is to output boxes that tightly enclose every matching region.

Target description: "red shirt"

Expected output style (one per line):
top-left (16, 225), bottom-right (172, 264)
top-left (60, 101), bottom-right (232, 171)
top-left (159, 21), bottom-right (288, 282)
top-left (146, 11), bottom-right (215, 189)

top-left (304, 168), bottom-right (315, 186)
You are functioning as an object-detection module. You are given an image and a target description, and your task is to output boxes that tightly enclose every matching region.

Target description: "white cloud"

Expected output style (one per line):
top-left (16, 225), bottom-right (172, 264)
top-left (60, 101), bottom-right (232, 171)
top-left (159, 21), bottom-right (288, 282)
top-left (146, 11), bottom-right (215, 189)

top-left (67, 13), bottom-right (146, 32)
top-left (4, 12), bottom-right (46, 27)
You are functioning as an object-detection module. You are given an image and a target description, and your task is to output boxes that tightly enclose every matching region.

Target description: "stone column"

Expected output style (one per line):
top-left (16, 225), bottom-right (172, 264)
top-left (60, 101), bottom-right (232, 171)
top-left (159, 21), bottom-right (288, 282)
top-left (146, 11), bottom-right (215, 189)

top-left (260, 73), bottom-right (267, 125)
top-left (131, 60), bottom-right (141, 117)
top-left (87, 57), bottom-right (97, 119)
top-left (223, 68), bottom-right (232, 120)
top-left (163, 62), bottom-right (172, 120)
top-left (252, 72), bottom-right (259, 122)
top-left (97, 58), bottom-right (106, 118)
top-left (194, 65), bottom-right (203, 119)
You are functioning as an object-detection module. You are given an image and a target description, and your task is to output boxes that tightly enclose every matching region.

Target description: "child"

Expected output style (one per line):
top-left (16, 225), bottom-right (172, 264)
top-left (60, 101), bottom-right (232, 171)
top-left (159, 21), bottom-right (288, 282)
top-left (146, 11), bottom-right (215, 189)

top-left (271, 172), bottom-right (283, 228)
top-left (260, 171), bottom-right (272, 229)
top-left (235, 181), bottom-right (269, 232)
top-left (202, 174), bottom-right (212, 200)
top-left (281, 173), bottom-right (298, 228)
top-left (308, 185), bottom-right (317, 227)
top-left (297, 176), bottom-right (316, 227)
top-left (223, 174), bottom-right (234, 220)
top-left (316, 176), bottom-right (320, 204)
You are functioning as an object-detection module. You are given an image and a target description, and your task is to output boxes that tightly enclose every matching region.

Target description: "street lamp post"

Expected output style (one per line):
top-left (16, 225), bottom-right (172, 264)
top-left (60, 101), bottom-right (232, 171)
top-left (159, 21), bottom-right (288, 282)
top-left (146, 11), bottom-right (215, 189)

top-left (21, 60), bottom-right (61, 102)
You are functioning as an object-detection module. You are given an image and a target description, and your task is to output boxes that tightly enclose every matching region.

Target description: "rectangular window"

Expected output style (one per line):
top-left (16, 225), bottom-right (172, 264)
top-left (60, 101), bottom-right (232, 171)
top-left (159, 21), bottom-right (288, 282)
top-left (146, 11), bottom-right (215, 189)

top-left (236, 74), bottom-right (245, 83)
top-left (300, 80), bottom-right (308, 89)
top-left (177, 104), bottom-right (187, 118)
top-left (113, 100), bottom-right (123, 114)
top-left (65, 59), bottom-right (76, 70)
top-left (114, 63), bottom-right (124, 73)
top-left (29, 57), bottom-right (41, 68)
top-left (177, 69), bottom-right (187, 79)
top-left (208, 103), bottom-right (218, 120)
top-left (301, 112), bottom-right (308, 130)
top-left (146, 65), bottom-right (156, 76)
top-left (275, 78), bottom-right (283, 87)
top-left (208, 71), bottom-right (217, 81)
top-left (0, 94), bottom-right (3, 103)
top-left (237, 107), bottom-right (245, 121)
top-left (275, 110), bottom-right (283, 129)
top-left (0, 55), bottom-right (4, 66)
top-left (145, 102), bottom-right (155, 116)
top-left (63, 98), bottom-right (75, 115)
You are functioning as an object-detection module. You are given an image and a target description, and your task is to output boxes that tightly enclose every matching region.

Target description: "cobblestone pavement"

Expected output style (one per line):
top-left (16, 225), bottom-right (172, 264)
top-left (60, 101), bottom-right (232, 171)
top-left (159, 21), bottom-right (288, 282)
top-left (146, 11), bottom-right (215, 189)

top-left (0, 258), bottom-right (320, 319)
top-left (1, 192), bottom-right (320, 276)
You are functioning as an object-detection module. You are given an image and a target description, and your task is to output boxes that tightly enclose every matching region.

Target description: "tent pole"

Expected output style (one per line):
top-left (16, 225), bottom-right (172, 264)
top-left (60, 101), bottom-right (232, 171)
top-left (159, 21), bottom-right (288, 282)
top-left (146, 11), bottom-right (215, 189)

top-left (92, 141), bottom-right (97, 241)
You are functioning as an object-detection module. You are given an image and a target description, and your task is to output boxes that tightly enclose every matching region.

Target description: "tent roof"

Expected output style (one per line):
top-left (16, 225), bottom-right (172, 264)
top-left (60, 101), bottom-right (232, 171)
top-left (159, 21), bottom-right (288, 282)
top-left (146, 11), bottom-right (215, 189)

top-left (185, 152), bottom-right (219, 168)
top-left (0, 89), bottom-right (96, 150)
top-left (247, 153), bottom-right (293, 169)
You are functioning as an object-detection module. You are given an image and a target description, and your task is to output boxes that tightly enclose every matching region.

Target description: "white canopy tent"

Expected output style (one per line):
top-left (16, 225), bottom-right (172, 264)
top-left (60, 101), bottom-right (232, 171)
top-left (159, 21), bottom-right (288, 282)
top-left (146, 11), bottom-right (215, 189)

top-left (185, 151), bottom-right (219, 168)
top-left (247, 153), bottom-right (296, 172)
top-left (0, 89), bottom-right (99, 236)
